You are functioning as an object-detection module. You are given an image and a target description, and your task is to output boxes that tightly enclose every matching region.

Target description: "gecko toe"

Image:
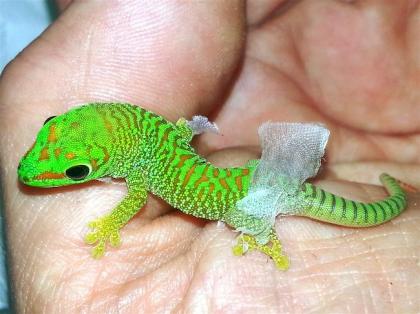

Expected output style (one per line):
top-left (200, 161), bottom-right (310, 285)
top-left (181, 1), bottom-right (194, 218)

top-left (91, 241), bottom-right (106, 259)
top-left (233, 231), bottom-right (290, 270)
top-left (84, 232), bottom-right (99, 245)
top-left (85, 215), bottom-right (122, 256)
top-left (109, 231), bottom-right (121, 247)
top-left (273, 254), bottom-right (289, 270)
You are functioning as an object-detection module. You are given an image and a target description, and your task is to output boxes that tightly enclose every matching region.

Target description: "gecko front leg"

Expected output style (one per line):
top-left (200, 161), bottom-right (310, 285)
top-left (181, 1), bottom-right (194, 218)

top-left (85, 172), bottom-right (147, 258)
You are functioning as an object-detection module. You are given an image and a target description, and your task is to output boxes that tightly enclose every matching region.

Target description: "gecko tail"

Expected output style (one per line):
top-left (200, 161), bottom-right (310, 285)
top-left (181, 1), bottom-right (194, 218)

top-left (300, 173), bottom-right (407, 227)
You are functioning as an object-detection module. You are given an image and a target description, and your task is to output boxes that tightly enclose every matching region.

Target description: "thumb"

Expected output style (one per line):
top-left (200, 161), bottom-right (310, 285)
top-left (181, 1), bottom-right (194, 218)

top-left (1, 0), bottom-right (245, 122)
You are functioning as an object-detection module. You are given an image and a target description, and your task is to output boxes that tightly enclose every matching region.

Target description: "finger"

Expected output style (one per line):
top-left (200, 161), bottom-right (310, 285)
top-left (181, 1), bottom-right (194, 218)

top-left (2, 0), bottom-right (245, 121)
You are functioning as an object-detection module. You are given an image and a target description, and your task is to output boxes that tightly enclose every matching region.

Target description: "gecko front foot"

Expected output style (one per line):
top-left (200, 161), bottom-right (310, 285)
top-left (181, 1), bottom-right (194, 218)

top-left (233, 231), bottom-right (290, 270)
top-left (84, 215), bottom-right (121, 258)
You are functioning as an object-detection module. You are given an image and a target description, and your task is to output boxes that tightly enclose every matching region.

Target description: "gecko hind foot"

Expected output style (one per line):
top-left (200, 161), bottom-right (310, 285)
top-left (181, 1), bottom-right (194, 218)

top-left (85, 215), bottom-right (121, 258)
top-left (233, 231), bottom-right (290, 270)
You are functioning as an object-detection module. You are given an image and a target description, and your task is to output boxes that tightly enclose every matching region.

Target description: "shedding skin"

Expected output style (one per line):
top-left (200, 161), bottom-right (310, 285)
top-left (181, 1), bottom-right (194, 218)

top-left (18, 103), bottom-right (408, 270)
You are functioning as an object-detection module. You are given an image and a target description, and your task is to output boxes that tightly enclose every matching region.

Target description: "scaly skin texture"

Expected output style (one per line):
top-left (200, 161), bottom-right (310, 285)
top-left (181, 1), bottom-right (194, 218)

top-left (18, 102), bottom-right (407, 269)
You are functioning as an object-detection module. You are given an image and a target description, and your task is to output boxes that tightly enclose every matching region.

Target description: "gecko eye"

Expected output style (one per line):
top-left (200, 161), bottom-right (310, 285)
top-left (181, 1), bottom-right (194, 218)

top-left (43, 116), bottom-right (57, 125)
top-left (65, 165), bottom-right (91, 181)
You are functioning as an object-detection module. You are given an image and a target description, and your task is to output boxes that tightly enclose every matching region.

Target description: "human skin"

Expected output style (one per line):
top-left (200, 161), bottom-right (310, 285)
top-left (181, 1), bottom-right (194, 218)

top-left (0, 0), bottom-right (419, 312)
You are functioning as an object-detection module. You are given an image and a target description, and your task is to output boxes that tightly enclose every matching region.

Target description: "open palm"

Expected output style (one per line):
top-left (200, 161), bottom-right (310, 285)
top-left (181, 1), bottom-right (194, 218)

top-left (0, 1), bottom-right (419, 312)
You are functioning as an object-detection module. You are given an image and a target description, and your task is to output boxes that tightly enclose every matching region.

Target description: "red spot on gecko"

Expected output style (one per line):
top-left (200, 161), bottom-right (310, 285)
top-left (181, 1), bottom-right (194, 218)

top-left (91, 159), bottom-right (98, 170)
top-left (65, 152), bottom-right (76, 159)
top-left (103, 149), bottom-right (110, 163)
top-left (39, 147), bottom-right (49, 160)
top-left (48, 124), bottom-right (57, 142)
top-left (54, 148), bottom-right (61, 158)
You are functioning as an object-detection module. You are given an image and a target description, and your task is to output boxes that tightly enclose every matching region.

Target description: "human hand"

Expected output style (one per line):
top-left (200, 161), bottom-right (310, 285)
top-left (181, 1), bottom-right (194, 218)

top-left (0, 1), bottom-right (419, 312)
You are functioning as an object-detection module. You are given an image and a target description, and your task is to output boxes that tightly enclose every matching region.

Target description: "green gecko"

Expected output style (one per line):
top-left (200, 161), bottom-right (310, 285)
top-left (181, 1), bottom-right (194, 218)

top-left (17, 103), bottom-right (408, 270)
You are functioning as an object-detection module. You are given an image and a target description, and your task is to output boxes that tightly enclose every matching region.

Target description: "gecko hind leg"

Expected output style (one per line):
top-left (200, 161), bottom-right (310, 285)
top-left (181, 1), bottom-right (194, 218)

top-left (233, 229), bottom-right (289, 270)
top-left (224, 207), bottom-right (289, 270)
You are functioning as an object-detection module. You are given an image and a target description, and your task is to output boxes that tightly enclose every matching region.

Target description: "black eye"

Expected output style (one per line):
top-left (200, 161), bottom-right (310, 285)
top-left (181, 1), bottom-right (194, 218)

top-left (43, 116), bottom-right (57, 125)
top-left (65, 165), bottom-right (91, 181)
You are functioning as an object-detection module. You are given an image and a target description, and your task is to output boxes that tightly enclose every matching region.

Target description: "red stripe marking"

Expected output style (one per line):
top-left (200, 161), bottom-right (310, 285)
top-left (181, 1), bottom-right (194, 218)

top-left (176, 154), bottom-right (193, 168)
top-left (235, 175), bottom-right (243, 190)
top-left (216, 190), bottom-right (222, 201)
top-left (91, 159), bottom-right (98, 170)
top-left (48, 124), bottom-right (57, 142)
top-left (182, 164), bottom-right (197, 188)
top-left (219, 178), bottom-right (229, 189)
top-left (35, 172), bottom-right (66, 180)
top-left (208, 182), bottom-right (215, 194)
top-left (194, 165), bottom-right (209, 188)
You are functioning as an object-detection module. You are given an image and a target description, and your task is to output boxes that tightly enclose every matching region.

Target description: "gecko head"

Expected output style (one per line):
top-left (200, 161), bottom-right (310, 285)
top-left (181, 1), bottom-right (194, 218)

top-left (18, 104), bottom-right (114, 187)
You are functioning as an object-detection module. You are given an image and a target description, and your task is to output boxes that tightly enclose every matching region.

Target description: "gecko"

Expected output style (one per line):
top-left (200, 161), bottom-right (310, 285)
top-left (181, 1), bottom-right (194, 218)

top-left (17, 103), bottom-right (408, 270)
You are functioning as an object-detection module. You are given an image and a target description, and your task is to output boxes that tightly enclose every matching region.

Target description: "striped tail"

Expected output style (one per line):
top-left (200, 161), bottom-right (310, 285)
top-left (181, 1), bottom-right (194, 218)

top-left (299, 173), bottom-right (407, 227)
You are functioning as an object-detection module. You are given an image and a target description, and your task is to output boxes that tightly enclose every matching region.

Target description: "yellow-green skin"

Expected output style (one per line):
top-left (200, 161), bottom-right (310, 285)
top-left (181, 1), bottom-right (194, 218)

top-left (18, 103), bottom-right (408, 270)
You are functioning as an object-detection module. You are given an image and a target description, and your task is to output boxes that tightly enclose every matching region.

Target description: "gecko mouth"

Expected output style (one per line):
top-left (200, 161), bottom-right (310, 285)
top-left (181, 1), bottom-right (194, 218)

top-left (17, 161), bottom-right (30, 183)
top-left (17, 160), bottom-right (65, 186)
